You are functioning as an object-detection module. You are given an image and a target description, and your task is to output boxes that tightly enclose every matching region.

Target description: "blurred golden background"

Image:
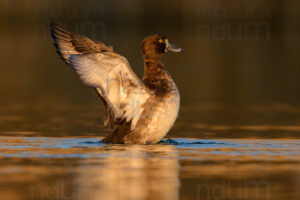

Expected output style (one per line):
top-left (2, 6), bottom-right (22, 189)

top-left (0, 0), bottom-right (300, 138)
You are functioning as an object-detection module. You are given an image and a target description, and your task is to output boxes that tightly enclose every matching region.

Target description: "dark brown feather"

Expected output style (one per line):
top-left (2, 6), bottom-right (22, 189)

top-left (50, 20), bottom-right (112, 64)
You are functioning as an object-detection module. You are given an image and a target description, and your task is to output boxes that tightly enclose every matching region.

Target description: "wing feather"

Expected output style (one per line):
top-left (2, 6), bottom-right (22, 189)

top-left (69, 53), bottom-right (150, 130)
top-left (50, 20), bottom-right (112, 64)
top-left (50, 20), bottom-right (150, 130)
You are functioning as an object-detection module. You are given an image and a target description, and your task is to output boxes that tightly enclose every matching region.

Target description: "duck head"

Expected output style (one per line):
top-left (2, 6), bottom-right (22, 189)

top-left (141, 34), bottom-right (183, 60)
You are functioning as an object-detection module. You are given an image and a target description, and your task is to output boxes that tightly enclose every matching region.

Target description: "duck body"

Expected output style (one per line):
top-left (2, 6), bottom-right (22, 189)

top-left (50, 21), bottom-right (183, 144)
top-left (105, 60), bottom-right (180, 144)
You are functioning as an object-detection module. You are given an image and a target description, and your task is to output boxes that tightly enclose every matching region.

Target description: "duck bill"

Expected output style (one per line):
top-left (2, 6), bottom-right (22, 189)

top-left (166, 40), bottom-right (184, 53)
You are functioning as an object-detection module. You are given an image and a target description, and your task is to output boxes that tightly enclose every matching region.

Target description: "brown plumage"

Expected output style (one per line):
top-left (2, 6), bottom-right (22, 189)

top-left (50, 20), bottom-right (113, 63)
top-left (50, 21), bottom-right (183, 144)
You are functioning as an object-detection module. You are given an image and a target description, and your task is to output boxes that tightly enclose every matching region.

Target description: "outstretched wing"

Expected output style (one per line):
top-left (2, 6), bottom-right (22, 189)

top-left (50, 20), bottom-right (151, 130)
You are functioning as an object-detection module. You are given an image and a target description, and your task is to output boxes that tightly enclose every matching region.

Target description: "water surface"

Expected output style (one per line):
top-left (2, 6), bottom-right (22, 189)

top-left (0, 136), bottom-right (299, 200)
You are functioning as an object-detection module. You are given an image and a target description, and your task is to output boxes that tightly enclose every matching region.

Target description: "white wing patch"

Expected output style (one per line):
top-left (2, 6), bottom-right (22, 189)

top-left (69, 53), bottom-right (150, 130)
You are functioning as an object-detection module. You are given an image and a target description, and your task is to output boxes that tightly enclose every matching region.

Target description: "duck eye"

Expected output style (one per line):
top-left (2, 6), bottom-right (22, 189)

top-left (158, 39), bottom-right (164, 43)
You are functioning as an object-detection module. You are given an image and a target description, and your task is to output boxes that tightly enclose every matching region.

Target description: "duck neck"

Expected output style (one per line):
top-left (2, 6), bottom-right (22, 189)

top-left (142, 59), bottom-right (174, 95)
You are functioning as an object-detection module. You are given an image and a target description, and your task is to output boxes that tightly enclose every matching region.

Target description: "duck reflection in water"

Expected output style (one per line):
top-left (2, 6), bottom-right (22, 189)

top-left (75, 144), bottom-right (180, 200)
